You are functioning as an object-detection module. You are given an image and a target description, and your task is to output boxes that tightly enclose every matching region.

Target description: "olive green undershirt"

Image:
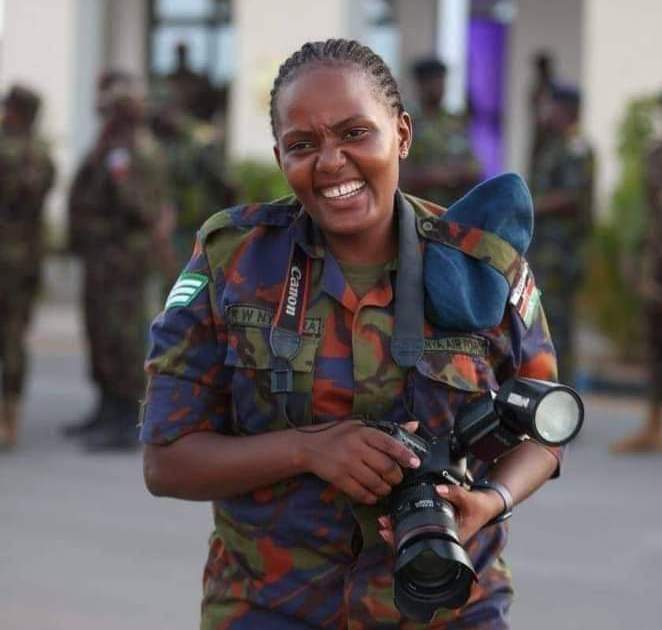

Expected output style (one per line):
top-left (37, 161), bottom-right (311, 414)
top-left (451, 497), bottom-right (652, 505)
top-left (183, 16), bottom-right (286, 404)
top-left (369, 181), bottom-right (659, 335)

top-left (338, 259), bottom-right (393, 299)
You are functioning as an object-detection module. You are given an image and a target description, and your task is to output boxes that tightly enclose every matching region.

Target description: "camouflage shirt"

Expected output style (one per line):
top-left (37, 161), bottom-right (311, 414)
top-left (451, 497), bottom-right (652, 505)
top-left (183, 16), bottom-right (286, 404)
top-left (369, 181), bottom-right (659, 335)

top-left (141, 194), bottom-right (558, 629)
top-left (68, 128), bottom-right (168, 262)
top-left (0, 128), bottom-right (55, 268)
top-left (528, 129), bottom-right (594, 286)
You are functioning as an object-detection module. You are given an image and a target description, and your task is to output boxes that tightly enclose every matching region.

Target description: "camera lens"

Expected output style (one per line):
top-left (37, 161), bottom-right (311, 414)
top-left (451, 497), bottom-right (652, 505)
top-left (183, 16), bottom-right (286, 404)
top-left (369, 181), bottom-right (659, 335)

top-left (392, 483), bottom-right (476, 621)
top-left (401, 549), bottom-right (461, 590)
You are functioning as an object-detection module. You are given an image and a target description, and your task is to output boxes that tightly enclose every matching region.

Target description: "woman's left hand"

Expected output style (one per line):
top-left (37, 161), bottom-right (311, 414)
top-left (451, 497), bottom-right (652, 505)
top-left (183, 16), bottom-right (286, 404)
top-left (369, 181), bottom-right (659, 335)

top-left (377, 484), bottom-right (504, 547)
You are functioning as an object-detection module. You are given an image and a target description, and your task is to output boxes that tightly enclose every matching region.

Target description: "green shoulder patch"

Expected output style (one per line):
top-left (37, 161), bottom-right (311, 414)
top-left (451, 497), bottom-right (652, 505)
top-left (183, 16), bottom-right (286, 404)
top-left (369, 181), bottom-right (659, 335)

top-left (165, 272), bottom-right (208, 310)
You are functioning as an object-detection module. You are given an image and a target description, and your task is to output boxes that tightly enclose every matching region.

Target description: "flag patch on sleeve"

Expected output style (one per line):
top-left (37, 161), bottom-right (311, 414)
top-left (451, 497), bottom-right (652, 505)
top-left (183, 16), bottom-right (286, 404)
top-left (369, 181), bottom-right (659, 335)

top-left (509, 262), bottom-right (540, 328)
top-left (165, 272), bottom-right (208, 310)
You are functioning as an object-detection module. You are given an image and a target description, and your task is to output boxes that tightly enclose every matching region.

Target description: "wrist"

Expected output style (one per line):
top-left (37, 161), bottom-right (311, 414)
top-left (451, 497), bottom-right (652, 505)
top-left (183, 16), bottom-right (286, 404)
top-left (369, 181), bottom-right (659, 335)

top-left (471, 479), bottom-right (513, 525)
top-left (289, 428), bottom-right (312, 475)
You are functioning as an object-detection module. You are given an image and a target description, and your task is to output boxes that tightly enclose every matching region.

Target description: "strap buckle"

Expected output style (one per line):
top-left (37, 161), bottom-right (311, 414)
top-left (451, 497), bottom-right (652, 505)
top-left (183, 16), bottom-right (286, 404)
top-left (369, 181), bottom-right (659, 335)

top-left (271, 366), bottom-right (293, 394)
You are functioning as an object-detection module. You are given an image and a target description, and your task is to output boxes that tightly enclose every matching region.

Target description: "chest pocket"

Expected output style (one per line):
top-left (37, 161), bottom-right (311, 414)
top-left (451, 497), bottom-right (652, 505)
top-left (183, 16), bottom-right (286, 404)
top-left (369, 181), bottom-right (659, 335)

top-left (408, 334), bottom-right (498, 433)
top-left (224, 322), bottom-right (320, 434)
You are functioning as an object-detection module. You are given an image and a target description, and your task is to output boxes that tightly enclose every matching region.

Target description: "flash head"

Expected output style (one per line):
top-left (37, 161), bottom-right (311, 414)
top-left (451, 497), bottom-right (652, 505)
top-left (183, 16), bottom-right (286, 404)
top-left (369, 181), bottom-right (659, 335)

top-left (495, 378), bottom-right (584, 446)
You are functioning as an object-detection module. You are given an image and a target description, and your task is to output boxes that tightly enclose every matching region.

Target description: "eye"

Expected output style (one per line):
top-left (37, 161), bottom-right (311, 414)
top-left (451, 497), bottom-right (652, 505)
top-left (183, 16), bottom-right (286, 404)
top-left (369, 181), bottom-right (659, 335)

top-left (286, 140), bottom-right (314, 153)
top-left (343, 127), bottom-right (369, 141)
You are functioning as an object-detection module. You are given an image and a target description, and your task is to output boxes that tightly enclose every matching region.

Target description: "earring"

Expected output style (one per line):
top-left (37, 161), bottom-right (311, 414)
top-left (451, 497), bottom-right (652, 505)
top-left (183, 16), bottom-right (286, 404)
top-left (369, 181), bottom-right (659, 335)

top-left (400, 147), bottom-right (409, 159)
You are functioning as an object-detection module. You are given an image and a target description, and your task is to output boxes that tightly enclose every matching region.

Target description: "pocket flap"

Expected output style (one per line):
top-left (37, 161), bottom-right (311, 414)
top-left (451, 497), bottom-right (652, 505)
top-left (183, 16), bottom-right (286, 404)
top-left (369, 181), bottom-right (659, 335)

top-left (226, 326), bottom-right (317, 373)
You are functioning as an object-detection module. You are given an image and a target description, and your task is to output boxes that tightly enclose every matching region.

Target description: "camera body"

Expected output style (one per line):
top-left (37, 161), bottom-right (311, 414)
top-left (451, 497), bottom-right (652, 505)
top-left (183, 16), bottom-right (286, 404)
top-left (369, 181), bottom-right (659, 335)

top-left (365, 377), bottom-right (584, 623)
top-left (366, 420), bottom-right (476, 622)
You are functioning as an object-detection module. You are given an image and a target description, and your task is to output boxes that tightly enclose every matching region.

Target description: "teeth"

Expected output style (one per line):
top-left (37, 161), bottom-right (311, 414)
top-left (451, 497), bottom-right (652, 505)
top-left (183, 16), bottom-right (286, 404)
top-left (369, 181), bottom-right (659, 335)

top-left (321, 180), bottom-right (366, 199)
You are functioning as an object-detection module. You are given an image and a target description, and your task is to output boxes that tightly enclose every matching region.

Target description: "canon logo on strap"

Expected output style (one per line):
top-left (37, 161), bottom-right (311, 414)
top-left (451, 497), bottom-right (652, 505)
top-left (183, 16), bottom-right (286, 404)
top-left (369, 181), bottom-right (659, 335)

top-left (285, 265), bottom-right (302, 317)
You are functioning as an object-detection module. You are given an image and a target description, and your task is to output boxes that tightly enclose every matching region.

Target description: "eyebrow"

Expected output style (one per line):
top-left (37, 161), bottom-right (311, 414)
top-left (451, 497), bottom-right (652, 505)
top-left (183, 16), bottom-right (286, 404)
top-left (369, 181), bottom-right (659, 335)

top-left (280, 115), bottom-right (373, 142)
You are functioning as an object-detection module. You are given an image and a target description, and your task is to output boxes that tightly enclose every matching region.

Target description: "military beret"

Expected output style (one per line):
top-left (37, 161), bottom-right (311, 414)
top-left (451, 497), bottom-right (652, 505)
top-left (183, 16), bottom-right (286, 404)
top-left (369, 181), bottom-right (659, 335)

top-left (423, 172), bottom-right (534, 331)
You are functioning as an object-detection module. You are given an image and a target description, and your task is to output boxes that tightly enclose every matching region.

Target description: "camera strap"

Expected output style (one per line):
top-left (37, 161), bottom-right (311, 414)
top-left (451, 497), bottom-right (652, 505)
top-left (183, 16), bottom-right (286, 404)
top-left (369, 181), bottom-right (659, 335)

top-left (391, 191), bottom-right (425, 368)
top-left (269, 240), bottom-right (312, 426)
top-left (269, 192), bottom-right (425, 427)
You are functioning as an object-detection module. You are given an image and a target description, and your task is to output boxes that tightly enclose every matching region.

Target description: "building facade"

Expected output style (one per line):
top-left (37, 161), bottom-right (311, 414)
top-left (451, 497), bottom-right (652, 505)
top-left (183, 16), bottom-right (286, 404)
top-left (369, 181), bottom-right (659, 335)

top-left (1, 0), bottom-right (662, 232)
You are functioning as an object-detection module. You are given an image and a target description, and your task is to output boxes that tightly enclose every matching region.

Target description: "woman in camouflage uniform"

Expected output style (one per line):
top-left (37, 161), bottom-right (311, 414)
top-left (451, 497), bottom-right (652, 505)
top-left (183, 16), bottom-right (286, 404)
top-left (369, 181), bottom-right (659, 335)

top-left (140, 40), bottom-right (563, 629)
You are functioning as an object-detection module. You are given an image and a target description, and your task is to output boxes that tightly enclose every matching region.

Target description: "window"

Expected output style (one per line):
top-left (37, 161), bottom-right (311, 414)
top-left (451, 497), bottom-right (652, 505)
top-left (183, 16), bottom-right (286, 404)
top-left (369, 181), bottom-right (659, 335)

top-left (148, 0), bottom-right (234, 85)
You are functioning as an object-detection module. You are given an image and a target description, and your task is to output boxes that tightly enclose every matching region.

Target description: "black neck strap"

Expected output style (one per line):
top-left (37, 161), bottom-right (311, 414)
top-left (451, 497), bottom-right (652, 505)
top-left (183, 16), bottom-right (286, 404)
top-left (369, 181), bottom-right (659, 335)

top-left (269, 193), bottom-right (425, 425)
top-left (391, 191), bottom-right (425, 367)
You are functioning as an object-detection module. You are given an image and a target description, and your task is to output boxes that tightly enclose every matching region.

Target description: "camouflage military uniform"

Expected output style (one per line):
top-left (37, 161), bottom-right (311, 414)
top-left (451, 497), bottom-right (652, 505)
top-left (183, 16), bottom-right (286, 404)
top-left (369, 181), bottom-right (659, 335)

top-left (529, 130), bottom-right (594, 384)
top-left (407, 110), bottom-right (481, 208)
top-left (69, 129), bottom-right (168, 409)
top-left (0, 127), bottom-right (55, 403)
top-left (158, 116), bottom-right (232, 266)
top-left (141, 192), bottom-right (558, 629)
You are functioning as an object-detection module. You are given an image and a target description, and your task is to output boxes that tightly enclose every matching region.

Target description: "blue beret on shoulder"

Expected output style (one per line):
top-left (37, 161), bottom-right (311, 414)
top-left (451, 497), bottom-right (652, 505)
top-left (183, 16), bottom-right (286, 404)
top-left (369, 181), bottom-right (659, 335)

top-left (423, 172), bottom-right (534, 331)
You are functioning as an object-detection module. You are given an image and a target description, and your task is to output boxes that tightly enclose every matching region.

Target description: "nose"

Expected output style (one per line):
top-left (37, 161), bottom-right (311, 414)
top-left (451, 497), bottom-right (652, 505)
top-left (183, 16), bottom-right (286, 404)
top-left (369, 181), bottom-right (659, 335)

top-left (315, 140), bottom-right (345, 174)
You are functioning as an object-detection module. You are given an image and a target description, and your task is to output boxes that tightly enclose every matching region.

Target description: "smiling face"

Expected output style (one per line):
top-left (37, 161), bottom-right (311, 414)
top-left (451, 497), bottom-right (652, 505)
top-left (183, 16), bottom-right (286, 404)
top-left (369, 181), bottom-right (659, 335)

top-left (273, 64), bottom-right (411, 261)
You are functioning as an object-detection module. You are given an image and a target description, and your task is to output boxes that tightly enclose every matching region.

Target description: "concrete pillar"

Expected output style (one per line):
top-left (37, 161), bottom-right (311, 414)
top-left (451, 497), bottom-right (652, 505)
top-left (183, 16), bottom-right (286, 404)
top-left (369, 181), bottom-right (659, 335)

top-left (437, 0), bottom-right (469, 114)
top-left (228, 0), bottom-right (353, 162)
top-left (394, 0), bottom-right (437, 109)
top-left (106, 0), bottom-right (148, 79)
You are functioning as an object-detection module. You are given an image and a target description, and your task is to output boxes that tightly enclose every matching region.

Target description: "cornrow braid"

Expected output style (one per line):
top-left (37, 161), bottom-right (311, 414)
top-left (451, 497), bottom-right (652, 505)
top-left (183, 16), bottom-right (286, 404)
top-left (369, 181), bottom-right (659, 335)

top-left (269, 38), bottom-right (404, 139)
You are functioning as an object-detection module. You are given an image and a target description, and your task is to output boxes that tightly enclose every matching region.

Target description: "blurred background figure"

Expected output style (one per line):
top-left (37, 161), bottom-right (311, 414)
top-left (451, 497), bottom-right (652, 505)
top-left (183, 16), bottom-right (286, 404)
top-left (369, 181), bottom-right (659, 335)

top-left (166, 42), bottom-right (218, 122)
top-left (528, 85), bottom-right (594, 386)
top-left (62, 70), bottom-right (175, 452)
top-left (400, 56), bottom-right (481, 207)
top-left (0, 84), bottom-right (56, 449)
top-left (611, 99), bottom-right (662, 453)
top-left (528, 51), bottom-right (556, 174)
top-left (149, 88), bottom-right (235, 268)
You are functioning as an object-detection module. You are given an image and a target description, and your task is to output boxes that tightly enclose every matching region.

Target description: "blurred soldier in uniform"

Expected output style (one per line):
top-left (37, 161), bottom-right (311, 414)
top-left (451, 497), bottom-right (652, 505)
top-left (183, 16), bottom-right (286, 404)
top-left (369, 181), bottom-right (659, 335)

top-left (63, 71), bottom-right (175, 451)
top-left (528, 51), bottom-right (556, 174)
top-left (529, 85), bottom-right (594, 386)
top-left (0, 85), bottom-right (55, 449)
top-left (400, 57), bottom-right (481, 207)
top-left (150, 96), bottom-right (234, 267)
top-left (612, 128), bottom-right (662, 453)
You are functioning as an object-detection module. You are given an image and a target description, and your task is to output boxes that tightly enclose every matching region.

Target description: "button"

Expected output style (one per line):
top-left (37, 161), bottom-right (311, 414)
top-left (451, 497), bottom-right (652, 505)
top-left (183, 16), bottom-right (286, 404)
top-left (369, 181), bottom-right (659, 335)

top-left (421, 220), bottom-right (434, 232)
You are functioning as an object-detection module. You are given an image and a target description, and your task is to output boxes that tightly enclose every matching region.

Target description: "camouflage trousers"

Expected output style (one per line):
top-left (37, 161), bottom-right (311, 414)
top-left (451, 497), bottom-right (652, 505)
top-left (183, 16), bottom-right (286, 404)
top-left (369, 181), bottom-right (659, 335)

top-left (0, 261), bottom-right (40, 398)
top-left (82, 255), bottom-right (148, 401)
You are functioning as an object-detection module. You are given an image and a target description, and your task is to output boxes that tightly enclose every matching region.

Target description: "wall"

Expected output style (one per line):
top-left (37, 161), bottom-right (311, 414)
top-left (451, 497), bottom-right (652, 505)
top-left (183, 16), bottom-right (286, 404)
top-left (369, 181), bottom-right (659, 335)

top-left (228, 0), bottom-right (352, 162)
top-left (0, 0), bottom-right (105, 239)
top-left (583, 0), bottom-right (662, 216)
top-left (106, 0), bottom-right (148, 78)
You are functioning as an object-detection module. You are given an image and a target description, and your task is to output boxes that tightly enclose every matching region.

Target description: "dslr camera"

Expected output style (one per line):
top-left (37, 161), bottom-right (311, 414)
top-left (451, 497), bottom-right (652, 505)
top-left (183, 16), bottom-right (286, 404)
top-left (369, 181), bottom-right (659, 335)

top-left (366, 377), bottom-right (584, 623)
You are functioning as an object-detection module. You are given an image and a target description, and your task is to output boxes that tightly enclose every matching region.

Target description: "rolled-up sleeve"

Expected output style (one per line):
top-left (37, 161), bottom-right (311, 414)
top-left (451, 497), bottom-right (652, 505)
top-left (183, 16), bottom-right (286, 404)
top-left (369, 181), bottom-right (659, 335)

top-left (140, 238), bottom-right (231, 444)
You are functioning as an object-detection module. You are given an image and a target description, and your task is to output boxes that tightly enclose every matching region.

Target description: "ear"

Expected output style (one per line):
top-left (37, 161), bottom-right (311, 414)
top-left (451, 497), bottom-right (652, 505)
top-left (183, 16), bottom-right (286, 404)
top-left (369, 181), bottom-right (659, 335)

top-left (273, 144), bottom-right (283, 171)
top-left (397, 111), bottom-right (413, 158)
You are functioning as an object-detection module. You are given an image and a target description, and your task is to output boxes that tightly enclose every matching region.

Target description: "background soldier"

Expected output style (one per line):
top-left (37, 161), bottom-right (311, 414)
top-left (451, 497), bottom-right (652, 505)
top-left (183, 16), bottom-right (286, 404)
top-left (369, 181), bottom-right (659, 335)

top-left (528, 51), bottom-right (557, 174)
top-left (400, 57), bottom-right (481, 207)
top-left (611, 130), bottom-right (662, 452)
top-left (0, 85), bottom-right (56, 449)
top-left (528, 85), bottom-right (594, 385)
top-left (150, 95), bottom-right (234, 267)
top-left (63, 71), bottom-right (175, 452)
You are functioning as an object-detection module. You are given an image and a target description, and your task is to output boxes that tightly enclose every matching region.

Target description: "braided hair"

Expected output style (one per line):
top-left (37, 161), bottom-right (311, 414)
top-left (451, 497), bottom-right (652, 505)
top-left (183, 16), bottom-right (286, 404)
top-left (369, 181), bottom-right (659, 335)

top-left (269, 39), bottom-right (404, 139)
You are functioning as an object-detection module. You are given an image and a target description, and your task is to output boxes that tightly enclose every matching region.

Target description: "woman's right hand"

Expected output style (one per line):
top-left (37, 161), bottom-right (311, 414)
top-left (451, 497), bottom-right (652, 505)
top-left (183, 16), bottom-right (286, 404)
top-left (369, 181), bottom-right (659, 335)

top-left (297, 420), bottom-right (420, 505)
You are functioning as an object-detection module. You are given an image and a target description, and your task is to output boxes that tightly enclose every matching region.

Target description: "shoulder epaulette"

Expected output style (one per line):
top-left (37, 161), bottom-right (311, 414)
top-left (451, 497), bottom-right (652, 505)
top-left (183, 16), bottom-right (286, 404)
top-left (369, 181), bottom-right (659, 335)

top-left (198, 198), bottom-right (302, 246)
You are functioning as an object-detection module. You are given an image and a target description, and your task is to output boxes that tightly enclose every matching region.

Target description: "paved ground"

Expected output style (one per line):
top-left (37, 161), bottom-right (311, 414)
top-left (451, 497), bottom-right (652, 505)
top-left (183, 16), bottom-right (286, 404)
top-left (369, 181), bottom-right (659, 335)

top-left (1, 298), bottom-right (661, 630)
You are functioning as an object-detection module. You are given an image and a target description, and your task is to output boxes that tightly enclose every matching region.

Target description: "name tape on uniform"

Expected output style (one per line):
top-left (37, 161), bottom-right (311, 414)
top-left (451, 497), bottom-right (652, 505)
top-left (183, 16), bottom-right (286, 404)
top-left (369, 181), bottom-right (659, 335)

top-left (226, 304), bottom-right (322, 337)
top-left (165, 272), bottom-right (208, 310)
